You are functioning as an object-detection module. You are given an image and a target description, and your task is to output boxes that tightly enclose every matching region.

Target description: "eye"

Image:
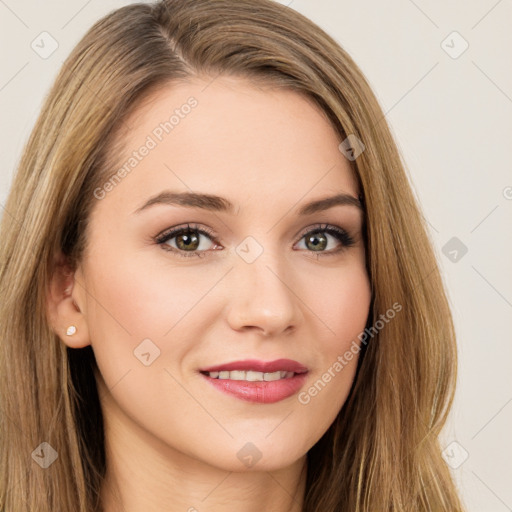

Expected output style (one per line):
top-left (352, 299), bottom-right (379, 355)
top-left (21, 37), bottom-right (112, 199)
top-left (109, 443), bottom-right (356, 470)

top-left (155, 223), bottom-right (219, 258)
top-left (295, 223), bottom-right (355, 256)
top-left (155, 223), bottom-right (355, 259)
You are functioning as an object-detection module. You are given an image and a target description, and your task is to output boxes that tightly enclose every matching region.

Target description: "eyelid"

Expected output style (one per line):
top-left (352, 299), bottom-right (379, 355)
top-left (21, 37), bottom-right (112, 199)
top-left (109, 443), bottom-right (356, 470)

top-left (155, 223), bottom-right (217, 244)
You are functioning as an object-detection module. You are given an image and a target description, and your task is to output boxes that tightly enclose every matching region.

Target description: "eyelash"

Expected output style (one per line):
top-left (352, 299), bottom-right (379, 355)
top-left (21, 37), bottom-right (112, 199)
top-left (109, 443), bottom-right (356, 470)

top-left (154, 223), bottom-right (356, 259)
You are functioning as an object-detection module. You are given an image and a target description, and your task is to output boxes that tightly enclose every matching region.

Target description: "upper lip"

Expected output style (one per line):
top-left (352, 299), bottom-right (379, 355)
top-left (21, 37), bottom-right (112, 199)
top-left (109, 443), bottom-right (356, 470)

top-left (200, 358), bottom-right (308, 374)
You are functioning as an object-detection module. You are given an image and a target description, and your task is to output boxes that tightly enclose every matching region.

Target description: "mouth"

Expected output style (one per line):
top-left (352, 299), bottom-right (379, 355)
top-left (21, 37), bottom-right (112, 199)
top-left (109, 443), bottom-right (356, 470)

top-left (200, 369), bottom-right (298, 381)
top-left (199, 359), bottom-right (309, 403)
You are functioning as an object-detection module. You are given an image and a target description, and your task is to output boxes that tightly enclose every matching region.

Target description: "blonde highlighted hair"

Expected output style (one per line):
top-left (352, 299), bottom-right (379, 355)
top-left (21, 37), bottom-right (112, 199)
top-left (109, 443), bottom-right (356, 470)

top-left (0, 0), bottom-right (465, 510)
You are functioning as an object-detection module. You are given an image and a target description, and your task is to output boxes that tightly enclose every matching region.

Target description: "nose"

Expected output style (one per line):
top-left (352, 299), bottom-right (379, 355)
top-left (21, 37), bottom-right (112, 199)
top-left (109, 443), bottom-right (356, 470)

top-left (225, 251), bottom-right (303, 337)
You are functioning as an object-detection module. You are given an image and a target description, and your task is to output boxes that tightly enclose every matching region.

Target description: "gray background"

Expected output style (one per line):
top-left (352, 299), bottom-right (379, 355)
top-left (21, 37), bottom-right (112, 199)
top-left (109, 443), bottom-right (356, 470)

top-left (1, 1), bottom-right (511, 510)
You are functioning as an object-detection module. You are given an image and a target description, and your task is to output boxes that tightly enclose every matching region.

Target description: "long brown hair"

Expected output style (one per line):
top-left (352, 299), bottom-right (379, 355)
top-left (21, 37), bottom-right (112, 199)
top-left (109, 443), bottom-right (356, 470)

top-left (0, 0), bottom-right (465, 510)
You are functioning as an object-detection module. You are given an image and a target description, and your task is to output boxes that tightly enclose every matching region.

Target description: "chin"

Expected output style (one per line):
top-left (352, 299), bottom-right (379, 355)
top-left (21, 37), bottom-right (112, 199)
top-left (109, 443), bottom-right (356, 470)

top-left (198, 439), bottom-right (309, 473)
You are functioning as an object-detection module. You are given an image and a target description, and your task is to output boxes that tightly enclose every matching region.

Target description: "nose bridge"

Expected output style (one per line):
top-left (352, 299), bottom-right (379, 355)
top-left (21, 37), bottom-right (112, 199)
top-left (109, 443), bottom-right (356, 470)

top-left (226, 237), bottom-right (300, 335)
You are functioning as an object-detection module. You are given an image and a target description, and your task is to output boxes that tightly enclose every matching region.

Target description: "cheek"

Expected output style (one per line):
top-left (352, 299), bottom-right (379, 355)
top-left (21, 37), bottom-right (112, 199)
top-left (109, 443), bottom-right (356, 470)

top-left (83, 246), bottom-right (222, 344)
top-left (308, 261), bottom-right (371, 345)
top-left (81, 249), bottom-right (217, 420)
top-left (80, 245), bottom-right (230, 396)
top-left (295, 264), bottom-right (371, 432)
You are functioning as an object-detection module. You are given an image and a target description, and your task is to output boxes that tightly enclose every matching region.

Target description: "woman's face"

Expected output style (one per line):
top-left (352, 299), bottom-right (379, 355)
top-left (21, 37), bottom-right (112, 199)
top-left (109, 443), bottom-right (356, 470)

top-left (71, 76), bottom-right (371, 472)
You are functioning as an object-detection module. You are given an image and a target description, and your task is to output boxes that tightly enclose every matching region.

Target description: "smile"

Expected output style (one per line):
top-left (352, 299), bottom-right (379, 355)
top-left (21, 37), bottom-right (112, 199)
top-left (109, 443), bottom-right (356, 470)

top-left (203, 370), bottom-right (295, 381)
top-left (199, 359), bottom-right (309, 403)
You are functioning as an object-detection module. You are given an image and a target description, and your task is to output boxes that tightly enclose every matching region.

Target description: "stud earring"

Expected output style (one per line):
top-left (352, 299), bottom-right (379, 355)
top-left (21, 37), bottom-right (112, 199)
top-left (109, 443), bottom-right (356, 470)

top-left (66, 325), bottom-right (77, 336)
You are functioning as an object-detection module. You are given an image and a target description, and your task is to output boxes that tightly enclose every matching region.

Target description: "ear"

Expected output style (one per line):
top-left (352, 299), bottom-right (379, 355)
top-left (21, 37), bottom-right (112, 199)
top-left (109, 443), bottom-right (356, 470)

top-left (46, 251), bottom-right (90, 348)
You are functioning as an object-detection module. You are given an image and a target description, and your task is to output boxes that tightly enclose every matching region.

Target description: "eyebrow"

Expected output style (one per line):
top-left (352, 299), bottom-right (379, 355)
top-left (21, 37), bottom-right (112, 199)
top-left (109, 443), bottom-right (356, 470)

top-left (133, 191), bottom-right (363, 215)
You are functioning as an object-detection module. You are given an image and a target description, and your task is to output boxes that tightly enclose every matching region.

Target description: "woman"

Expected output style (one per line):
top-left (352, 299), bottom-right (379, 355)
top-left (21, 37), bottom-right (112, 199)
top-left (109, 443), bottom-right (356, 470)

top-left (0, 0), bottom-right (465, 510)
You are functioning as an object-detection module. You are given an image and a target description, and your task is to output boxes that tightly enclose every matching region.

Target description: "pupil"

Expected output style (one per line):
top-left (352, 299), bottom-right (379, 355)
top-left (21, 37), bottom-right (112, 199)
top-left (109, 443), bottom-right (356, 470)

top-left (307, 233), bottom-right (326, 251)
top-left (177, 231), bottom-right (199, 250)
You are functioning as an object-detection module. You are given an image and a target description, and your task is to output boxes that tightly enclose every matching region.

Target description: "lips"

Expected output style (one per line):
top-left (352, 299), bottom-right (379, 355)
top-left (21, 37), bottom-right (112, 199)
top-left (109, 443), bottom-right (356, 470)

top-left (199, 359), bottom-right (309, 403)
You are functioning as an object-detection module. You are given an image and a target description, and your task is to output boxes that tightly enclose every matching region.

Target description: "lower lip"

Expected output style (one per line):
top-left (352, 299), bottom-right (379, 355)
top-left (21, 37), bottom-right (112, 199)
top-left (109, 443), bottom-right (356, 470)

top-left (200, 372), bottom-right (308, 403)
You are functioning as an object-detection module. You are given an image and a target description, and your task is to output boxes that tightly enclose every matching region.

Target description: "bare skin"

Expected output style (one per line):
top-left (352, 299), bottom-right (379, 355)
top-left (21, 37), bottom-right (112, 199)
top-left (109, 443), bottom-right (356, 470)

top-left (48, 75), bottom-right (371, 512)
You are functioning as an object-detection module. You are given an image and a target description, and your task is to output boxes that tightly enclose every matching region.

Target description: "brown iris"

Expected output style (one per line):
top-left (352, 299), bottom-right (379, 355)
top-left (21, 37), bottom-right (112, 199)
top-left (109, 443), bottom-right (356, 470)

top-left (175, 230), bottom-right (200, 251)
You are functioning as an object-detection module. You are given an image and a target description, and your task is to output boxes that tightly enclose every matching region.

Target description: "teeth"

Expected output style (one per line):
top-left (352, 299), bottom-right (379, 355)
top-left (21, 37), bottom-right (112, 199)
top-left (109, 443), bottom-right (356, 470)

top-left (206, 370), bottom-right (295, 381)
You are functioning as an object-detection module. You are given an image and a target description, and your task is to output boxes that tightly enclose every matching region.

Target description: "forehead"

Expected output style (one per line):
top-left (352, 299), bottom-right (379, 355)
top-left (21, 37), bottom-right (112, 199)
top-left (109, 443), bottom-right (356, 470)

top-left (99, 76), bottom-right (359, 215)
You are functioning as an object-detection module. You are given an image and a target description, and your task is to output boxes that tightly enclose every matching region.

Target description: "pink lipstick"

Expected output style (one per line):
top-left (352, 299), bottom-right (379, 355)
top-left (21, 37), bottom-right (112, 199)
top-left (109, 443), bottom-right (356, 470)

top-left (199, 358), bottom-right (309, 404)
